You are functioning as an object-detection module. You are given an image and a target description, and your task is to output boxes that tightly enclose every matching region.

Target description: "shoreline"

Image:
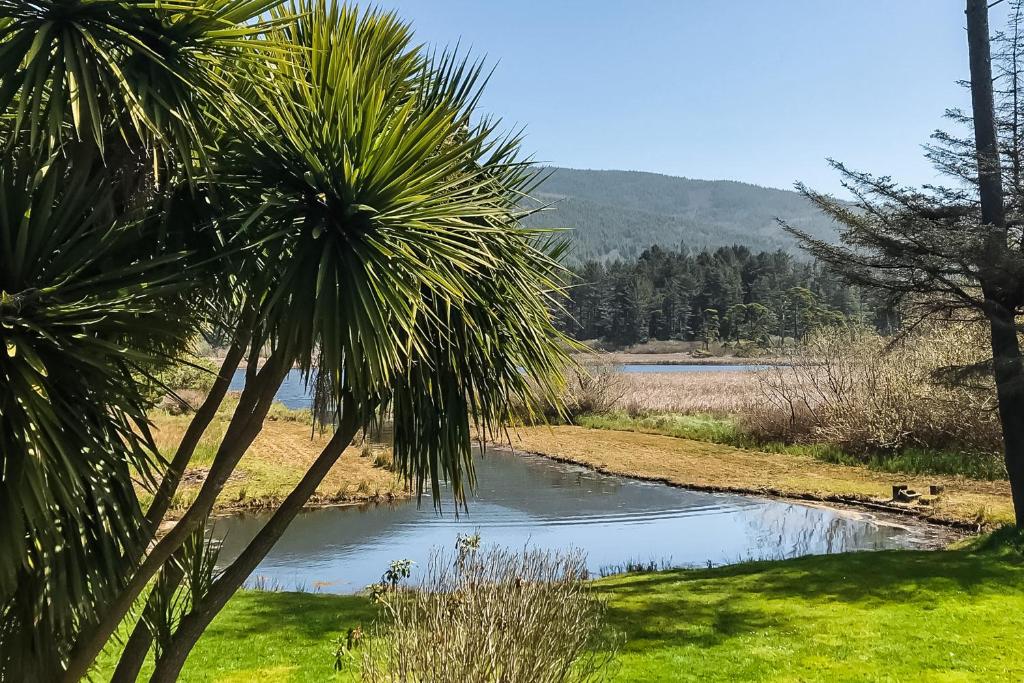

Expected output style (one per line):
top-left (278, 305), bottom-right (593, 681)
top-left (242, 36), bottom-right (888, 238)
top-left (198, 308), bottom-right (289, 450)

top-left (575, 351), bottom-right (788, 366)
top-left (497, 444), bottom-right (971, 541)
top-left (166, 435), bottom-right (969, 548)
top-left (499, 425), bottom-right (1012, 531)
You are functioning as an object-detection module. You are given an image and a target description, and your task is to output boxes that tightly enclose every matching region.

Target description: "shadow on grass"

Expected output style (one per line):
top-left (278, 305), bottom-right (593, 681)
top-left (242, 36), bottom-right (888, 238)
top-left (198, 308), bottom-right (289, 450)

top-left (598, 542), bottom-right (1024, 652)
top-left (205, 591), bottom-right (375, 642)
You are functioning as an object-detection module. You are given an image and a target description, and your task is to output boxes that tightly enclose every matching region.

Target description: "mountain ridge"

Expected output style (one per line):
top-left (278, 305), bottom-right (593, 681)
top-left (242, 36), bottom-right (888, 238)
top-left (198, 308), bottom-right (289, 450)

top-left (521, 166), bottom-right (838, 261)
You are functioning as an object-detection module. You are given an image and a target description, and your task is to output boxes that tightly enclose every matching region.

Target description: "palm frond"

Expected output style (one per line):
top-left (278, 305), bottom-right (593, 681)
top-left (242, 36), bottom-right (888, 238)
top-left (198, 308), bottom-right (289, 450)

top-left (0, 0), bottom-right (286, 160)
top-left (0, 144), bottom-right (200, 677)
top-left (219, 0), bottom-right (572, 505)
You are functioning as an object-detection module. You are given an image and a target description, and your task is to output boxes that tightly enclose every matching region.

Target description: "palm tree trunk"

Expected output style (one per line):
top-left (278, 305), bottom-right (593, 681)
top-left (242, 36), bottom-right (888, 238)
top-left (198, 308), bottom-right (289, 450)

top-left (144, 321), bottom-right (254, 532)
top-left (62, 353), bottom-right (293, 682)
top-left (110, 600), bottom-right (161, 683)
top-left (147, 401), bottom-right (359, 682)
top-left (111, 329), bottom-right (256, 682)
top-left (109, 558), bottom-right (186, 683)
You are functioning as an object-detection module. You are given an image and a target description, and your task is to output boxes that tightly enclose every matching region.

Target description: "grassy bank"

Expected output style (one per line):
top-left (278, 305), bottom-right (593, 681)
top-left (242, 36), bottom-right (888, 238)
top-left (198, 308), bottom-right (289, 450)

top-left (147, 400), bottom-right (405, 516)
top-left (508, 425), bottom-right (1014, 527)
top-left (95, 534), bottom-right (1024, 681)
top-left (579, 412), bottom-right (1008, 480)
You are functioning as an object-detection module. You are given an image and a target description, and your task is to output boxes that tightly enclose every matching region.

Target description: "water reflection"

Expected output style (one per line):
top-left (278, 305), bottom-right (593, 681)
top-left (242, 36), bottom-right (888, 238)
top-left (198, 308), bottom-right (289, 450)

top-left (211, 448), bottom-right (924, 594)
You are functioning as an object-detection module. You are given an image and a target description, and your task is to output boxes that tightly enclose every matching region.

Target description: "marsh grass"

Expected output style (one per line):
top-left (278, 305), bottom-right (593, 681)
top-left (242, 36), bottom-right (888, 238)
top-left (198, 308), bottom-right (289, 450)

top-left (579, 412), bottom-right (742, 445)
top-left (617, 371), bottom-right (759, 416)
top-left (574, 326), bottom-right (1008, 480)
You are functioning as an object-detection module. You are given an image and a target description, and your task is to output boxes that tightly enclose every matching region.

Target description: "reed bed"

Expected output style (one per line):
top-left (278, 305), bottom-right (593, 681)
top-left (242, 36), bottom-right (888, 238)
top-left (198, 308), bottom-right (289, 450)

top-left (615, 371), bottom-right (761, 416)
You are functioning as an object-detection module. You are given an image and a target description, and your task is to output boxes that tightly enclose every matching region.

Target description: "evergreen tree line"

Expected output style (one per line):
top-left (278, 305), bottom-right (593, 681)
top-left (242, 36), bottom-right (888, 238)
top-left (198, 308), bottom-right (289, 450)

top-left (559, 244), bottom-right (890, 348)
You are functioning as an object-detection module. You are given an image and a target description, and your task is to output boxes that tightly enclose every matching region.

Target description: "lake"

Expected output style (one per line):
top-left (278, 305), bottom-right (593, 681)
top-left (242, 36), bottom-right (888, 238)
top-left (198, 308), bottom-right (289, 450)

top-left (229, 364), bottom-right (768, 410)
top-left (212, 447), bottom-right (928, 594)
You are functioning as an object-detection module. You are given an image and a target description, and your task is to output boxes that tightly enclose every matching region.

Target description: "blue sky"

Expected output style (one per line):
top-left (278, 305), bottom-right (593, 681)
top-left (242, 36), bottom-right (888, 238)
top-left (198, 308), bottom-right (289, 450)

top-left (377, 0), bottom-right (1001, 195)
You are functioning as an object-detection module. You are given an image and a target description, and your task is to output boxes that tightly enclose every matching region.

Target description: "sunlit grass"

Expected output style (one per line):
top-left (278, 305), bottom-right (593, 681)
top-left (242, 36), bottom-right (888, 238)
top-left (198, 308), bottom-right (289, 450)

top-left (579, 411), bottom-right (1007, 481)
top-left (579, 411), bottom-right (742, 444)
top-left (94, 531), bottom-right (1024, 682)
top-left (144, 399), bottom-right (405, 515)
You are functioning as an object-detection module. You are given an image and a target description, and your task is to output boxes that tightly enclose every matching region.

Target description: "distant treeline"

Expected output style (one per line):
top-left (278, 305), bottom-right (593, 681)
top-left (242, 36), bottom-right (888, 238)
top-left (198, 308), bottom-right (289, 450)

top-left (559, 244), bottom-right (890, 348)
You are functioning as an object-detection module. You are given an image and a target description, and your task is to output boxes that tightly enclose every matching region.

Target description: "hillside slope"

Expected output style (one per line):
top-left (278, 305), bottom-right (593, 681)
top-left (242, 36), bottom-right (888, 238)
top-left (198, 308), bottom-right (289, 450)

top-left (522, 167), bottom-right (838, 261)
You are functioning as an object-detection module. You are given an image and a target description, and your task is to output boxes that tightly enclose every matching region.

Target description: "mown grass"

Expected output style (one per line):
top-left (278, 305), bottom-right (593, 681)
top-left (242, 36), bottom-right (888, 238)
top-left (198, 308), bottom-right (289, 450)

top-left (579, 411), bottom-right (1007, 480)
top-left (95, 531), bottom-right (1024, 682)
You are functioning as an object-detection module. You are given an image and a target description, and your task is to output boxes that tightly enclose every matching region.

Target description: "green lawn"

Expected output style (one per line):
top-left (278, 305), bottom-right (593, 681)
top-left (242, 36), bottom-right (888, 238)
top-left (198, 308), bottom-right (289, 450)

top-left (97, 536), bottom-right (1024, 682)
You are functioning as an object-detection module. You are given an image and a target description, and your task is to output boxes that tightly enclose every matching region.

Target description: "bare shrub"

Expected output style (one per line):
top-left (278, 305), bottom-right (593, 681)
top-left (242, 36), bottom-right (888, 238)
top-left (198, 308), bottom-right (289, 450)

top-left (352, 539), bottom-right (619, 683)
top-left (509, 363), bottom-right (628, 424)
top-left (746, 325), bottom-right (1003, 454)
top-left (561, 364), bottom-right (628, 421)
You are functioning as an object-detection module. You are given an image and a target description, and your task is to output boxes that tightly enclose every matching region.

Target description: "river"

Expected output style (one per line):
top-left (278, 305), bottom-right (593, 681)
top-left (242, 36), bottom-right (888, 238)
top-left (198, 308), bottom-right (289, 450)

top-left (212, 446), bottom-right (929, 594)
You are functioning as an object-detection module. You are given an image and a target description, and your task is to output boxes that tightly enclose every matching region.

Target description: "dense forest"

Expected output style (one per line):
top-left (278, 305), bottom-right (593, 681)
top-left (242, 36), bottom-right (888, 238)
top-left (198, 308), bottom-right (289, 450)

top-left (560, 244), bottom-right (886, 348)
top-left (522, 167), bottom-right (840, 261)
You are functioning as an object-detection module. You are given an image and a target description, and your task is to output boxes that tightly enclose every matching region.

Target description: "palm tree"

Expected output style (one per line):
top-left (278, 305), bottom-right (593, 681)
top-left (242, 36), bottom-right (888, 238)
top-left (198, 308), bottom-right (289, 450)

top-left (1, 1), bottom-right (281, 677)
top-left (1, 2), bottom-right (571, 679)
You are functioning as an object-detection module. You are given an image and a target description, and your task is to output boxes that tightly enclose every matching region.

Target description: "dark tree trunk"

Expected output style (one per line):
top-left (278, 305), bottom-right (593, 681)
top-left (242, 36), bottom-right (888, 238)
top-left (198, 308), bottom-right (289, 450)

top-left (967, 0), bottom-right (1024, 525)
top-left (110, 606), bottom-right (157, 683)
top-left (109, 555), bottom-right (189, 683)
top-left (109, 328), bottom-right (257, 681)
top-left (967, 0), bottom-right (1007, 230)
top-left (146, 401), bottom-right (359, 682)
top-left (988, 305), bottom-right (1024, 525)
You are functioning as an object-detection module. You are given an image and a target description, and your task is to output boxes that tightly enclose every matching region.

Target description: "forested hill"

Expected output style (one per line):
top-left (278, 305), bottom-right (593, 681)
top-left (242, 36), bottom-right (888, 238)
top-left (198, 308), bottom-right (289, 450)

top-left (522, 167), bottom-right (839, 261)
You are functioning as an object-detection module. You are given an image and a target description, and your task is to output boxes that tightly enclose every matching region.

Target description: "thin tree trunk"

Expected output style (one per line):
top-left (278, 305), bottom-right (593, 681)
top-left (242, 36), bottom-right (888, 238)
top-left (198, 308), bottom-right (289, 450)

top-left (62, 353), bottom-right (293, 682)
top-left (147, 400), bottom-right (359, 682)
top-left (111, 327), bottom-right (255, 682)
top-left (967, 0), bottom-right (1024, 524)
top-left (967, 0), bottom-right (1007, 231)
top-left (110, 603), bottom-right (159, 683)
top-left (144, 327), bottom-right (252, 532)
top-left (109, 559), bottom-right (186, 683)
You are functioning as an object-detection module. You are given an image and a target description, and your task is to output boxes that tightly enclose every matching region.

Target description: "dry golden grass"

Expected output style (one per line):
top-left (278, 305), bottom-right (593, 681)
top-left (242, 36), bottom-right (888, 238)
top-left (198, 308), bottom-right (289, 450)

top-left (616, 371), bottom-right (761, 415)
top-left (148, 408), bottom-right (407, 516)
top-left (507, 425), bottom-right (1014, 528)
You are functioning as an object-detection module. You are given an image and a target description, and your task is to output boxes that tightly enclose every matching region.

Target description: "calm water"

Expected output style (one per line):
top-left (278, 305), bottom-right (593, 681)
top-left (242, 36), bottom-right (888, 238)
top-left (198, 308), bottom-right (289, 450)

top-left (619, 363), bottom-right (772, 373)
top-left (229, 365), bottom-right (767, 409)
top-left (212, 447), bottom-right (925, 594)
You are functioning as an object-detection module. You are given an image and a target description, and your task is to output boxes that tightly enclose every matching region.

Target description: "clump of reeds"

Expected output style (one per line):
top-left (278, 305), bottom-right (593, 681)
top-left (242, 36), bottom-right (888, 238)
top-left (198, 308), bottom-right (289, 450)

top-left (616, 371), bottom-right (761, 416)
